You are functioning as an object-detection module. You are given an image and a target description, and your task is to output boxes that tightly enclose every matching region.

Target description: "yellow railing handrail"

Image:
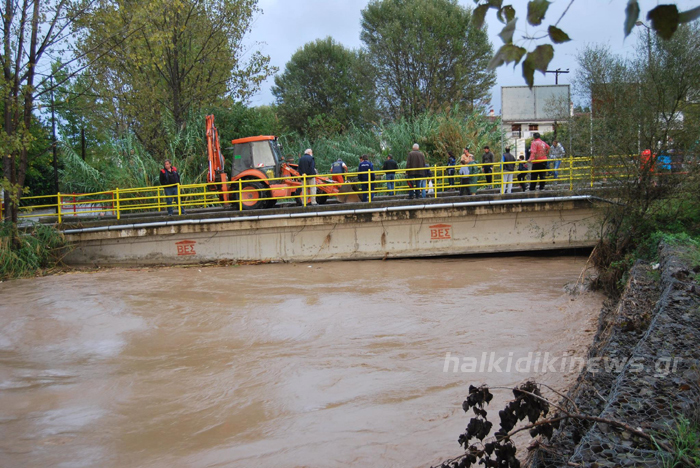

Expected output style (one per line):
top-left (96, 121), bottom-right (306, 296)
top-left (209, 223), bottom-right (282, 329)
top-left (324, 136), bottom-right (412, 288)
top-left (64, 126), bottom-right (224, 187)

top-left (9, 155), bottom-right (666, 222)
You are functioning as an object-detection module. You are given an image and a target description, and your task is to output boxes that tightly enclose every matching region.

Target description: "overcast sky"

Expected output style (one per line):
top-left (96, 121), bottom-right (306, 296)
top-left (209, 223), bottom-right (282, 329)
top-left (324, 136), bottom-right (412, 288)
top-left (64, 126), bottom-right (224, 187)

top-left (245, 0), bottom-right (699, 113)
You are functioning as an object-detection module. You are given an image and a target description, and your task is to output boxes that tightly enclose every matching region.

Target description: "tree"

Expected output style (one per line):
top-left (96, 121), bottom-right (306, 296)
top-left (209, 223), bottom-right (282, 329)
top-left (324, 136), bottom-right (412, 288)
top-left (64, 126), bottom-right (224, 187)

top-left (272, 37), bottom-right (377, 138)
top-left (1, 0), bottom-right (93, 223)
top-left (360, 0), bottom-right (495, 120)
top-left (570, 23), bottom-right (700, 294)
top-left (75, 0), bottom-right (275, 155)
top-left (472, 0), bottom-right (700, 88)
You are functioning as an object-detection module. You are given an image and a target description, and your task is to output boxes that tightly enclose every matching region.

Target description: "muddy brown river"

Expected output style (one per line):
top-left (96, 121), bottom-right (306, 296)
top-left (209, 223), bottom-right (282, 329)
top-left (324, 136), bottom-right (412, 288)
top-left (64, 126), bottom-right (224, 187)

top-left (0, 256), bottom-right (603, 468)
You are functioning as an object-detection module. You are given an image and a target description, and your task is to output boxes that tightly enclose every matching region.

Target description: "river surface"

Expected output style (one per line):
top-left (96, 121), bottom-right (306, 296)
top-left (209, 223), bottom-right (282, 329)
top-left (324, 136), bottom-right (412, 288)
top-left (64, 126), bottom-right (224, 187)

top-left (0, 256), bottom-right (603, 468)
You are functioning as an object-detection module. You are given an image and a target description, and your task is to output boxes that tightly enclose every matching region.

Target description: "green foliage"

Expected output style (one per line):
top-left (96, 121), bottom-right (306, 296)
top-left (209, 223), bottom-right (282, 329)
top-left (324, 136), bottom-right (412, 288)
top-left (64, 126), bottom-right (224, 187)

top-left (360, 0), bottom-right (495, 119)
top-left (659, 416), bottom-right (700, 468)
top-left (578, 23), bottom-right (700, 295)
top-left (209, 102), bottom-right (284, 142)
top-left (0, 115), bottom-right (54, 198)
top-left (59, 111), bottom-right (210, 194)
top-left (0, 223), bottom-right (71, 281)
top-left (279, 108), bottom-right (503, 172)
top-left (75, 0), bottom-right (276, 156)
top-left (272, 37), bottom-right (377, 137)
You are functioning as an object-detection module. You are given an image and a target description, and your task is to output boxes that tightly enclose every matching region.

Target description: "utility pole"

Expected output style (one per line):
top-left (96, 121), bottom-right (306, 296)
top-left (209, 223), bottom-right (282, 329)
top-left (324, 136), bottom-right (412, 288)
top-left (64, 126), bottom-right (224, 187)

top-left (544, 69), bottom-right (569, 139)
top-left (50, 76), bottom-right (59, 197)
top-left (545, 68), bottom-right (570, 85)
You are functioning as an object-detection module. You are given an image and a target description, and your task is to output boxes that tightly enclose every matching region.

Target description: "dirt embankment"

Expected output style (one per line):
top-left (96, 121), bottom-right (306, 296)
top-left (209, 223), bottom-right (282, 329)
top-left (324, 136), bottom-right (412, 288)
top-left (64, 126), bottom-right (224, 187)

top-left (528, 243), bottom-right (700, 467)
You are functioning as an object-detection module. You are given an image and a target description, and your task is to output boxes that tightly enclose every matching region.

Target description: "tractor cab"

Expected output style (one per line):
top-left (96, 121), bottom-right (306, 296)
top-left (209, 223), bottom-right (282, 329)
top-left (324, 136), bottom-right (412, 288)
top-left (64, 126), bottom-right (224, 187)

top-left (230, 136), bottom-right (284, 180)
top-left (225, 133), bottom-right (341, 210)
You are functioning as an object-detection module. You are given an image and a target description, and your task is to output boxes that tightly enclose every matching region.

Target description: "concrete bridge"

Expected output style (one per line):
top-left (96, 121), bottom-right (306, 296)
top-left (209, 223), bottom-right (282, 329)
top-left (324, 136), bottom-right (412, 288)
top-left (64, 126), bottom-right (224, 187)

top-left (61, 192), bottom-right (604, 266)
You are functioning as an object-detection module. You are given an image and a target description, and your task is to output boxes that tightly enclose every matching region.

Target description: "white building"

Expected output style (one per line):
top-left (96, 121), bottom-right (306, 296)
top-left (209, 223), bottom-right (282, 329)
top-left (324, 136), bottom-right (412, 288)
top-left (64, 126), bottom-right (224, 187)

top-left (500, 85), bottom-right (571, 157)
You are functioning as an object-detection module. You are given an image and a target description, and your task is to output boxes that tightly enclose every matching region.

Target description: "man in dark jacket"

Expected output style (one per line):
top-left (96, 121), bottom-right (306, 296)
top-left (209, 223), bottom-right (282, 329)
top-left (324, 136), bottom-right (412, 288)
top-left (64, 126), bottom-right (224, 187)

top-left (382, 154), bottom-right (398, 195)
top-left (330, 157), bottom-right (347, 184)
top-left (160, 159), bottom-right (185, 215)
top-left (358, 154), bottom-right (374, 202)
top-left (298, 149), bottom-right (317, 205)
top-left (482, 146), bottom-right (495, 186)
top-left (447, 152), bottom-right (456, 187)
top-left (406, 143), bottom-right (426, 199)
top-left (501, 147), bottom-right (516, 194)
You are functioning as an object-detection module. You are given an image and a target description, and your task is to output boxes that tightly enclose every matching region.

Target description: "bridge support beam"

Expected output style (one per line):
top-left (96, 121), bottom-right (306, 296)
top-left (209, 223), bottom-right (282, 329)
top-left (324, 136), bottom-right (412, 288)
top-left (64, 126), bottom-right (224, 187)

top-left (63, 197), bottom-right (602, 266)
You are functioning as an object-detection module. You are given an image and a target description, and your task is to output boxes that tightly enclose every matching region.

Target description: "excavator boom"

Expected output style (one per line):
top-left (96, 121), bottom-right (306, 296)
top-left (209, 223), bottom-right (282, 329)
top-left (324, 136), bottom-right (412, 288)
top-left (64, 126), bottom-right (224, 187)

top-left (205, 114), bottom-right (229, 204)
top-left (206, 115), bottom-right (225, 183)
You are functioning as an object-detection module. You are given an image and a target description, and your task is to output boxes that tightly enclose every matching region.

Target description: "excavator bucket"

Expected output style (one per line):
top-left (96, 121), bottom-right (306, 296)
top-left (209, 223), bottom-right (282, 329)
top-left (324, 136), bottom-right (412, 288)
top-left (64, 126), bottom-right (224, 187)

top-left (335, 184), bottom-right (361, 203)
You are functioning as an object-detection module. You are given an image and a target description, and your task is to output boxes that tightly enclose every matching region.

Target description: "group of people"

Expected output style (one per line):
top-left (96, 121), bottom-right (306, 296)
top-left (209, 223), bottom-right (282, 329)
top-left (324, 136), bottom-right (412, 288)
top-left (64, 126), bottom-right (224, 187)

top-left (446, 133), bottom-right (566, 194)
top-left (156, 134), bottom-right (568, 216)
top-left (317, 133), bottom-right (567, 201)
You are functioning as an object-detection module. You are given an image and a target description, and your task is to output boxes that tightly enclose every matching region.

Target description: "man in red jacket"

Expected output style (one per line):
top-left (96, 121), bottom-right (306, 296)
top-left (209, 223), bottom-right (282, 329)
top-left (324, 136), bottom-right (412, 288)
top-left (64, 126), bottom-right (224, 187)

top-left (160, 159), bottom-right (185, 215)
top-left (528, 133), bottom-right (550, 191)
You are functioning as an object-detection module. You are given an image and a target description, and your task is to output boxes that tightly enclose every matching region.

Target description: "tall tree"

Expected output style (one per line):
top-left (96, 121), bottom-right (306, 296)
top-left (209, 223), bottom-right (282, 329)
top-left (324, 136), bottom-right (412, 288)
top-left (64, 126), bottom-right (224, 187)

top-left (272, 37), bottom-right (377, 138)
top-left (75, 0), bottom-right (275, 154)
top-left (1, 0), bottom-right (92, 223)
top-left (360, 0), bottom-right (495, 119)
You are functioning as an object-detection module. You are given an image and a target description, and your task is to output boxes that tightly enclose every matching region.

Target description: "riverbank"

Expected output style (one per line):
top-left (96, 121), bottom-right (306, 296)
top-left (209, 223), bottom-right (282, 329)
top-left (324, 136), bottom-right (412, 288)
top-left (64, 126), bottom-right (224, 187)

top-left (527, 241), bottom-right (700, 466)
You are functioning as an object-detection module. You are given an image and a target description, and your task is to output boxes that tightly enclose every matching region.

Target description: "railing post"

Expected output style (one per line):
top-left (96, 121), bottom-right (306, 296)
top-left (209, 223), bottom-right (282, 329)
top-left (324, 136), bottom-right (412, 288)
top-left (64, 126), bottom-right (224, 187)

top-left (57, 192), bottom-right (62, 224)
top-left (368, 169), bottom-right (373, 203)
top-left (157, 188), bottom-right (162, 211)
top-left (302, 174), bottom-right (307, 207)
top-left (177, 184), bottom-right (182, 215)
top-left (569, 156), bottom-right (573, 191)
top-left (238, 180), bottom-right (243, 211)
top-left (433, 164), bottom-right (438, 198)
top-left (115, 188), bottom-right (120, 220)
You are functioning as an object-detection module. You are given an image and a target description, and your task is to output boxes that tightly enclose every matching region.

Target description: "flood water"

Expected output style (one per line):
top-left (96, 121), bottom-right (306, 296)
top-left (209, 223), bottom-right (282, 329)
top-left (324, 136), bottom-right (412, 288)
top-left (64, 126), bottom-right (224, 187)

top-left (0, 256), bottom-right (603, 468)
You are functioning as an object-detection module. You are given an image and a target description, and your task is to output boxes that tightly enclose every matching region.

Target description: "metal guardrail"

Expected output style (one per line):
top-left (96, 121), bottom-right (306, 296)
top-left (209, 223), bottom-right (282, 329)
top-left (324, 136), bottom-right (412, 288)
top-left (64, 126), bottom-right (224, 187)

top-left (3, 155), bottom-right (677, 223)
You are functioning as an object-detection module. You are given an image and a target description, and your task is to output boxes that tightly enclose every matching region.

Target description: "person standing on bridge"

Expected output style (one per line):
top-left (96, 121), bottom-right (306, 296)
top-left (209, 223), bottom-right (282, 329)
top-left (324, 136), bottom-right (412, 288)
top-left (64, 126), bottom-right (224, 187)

top-left (298, 149), bottom-right (317, 205)
top-left (501, 147), bottom-right (516, 194)
top-left (482, 146), bottom-right (495, 187)
top-left (406, 143), bottom-right (426, 199)
top-left (330, 157), bottom-right (347, 185)
top-left (160, 159), bottom-right (185, 216)
top-left (382, 154), bottom-right (398, 196)
top-left (458, 154), bottom-right (471, 196)
top-left (528, 133), bottom-right (550, 191)
top-left (517, 154), bottom-right (528, 192)
top-left (548, 139), bottom-right (566, 180)
top-left (358, 154), bottom-right (374, 202)
top-left (447, 152), bottom-right (456, 187)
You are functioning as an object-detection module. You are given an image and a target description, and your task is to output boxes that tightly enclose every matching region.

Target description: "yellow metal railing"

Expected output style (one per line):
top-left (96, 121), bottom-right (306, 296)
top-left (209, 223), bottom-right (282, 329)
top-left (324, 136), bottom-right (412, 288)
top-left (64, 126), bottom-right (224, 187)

top-left (10, 155), bottom-right (635, 223)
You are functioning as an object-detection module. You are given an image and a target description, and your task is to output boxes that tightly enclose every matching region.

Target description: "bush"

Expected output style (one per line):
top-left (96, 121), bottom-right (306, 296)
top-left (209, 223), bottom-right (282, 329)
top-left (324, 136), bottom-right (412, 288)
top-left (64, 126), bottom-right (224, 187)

top-left (0, 222), bottom-right (71, 281)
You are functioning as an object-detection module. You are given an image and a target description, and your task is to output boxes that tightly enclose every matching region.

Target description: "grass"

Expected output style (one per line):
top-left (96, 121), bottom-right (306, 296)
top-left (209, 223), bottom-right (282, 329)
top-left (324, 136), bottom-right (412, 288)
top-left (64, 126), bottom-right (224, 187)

top-left (0, 222), bottom-right (72, 281)
top-left (659, 416), bottom-right (700, 468)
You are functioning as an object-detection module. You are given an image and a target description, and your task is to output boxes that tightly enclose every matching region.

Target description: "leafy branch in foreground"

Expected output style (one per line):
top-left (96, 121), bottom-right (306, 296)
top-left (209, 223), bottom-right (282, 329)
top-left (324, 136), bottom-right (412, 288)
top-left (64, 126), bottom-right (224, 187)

top-left (471, 0), bottom-right (700, 87)
top-left (434, 381), bottom-right (695, 468)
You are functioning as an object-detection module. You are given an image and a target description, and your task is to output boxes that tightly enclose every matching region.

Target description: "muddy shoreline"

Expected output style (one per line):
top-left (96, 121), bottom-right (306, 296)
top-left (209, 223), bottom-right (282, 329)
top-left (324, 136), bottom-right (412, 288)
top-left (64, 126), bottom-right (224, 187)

top-left (526, 243), bottom-right (700, 466)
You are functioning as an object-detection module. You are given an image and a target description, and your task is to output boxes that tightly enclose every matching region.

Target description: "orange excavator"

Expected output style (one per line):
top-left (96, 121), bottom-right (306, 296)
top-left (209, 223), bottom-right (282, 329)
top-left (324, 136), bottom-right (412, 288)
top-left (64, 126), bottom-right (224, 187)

top-left (206, 115), bottom-right (345, 210)
top-left (206, 115), bottom-right (229, 203)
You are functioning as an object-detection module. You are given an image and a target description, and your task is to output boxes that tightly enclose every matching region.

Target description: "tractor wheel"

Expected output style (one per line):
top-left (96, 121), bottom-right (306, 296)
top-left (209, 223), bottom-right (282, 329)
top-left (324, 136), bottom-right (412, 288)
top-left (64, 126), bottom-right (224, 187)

top-left (239, 181), bottom-right (267, 210)
top-left (265, 198), bottom-right (278, 208)
top-left (293, 188), bottom-right (303, 206)
top-left (316, 194), bottom-right (328, 205)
